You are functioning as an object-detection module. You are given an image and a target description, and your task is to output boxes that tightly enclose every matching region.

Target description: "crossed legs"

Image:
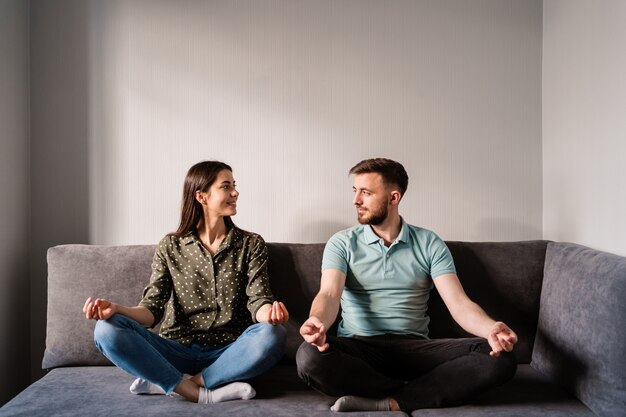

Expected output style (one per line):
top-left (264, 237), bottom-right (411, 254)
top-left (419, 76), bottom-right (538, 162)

top-left (296, 335), bottom-right (517, 412)
top-left (94, 314), bottom-right (286, 402)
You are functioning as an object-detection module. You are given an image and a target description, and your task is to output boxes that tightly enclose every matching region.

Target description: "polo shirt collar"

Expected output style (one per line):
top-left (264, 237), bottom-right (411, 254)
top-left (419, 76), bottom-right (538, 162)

top-left (396, 217), bottom-right (410, 243)
top-left (363, 224), bottom-right (380, 244)
top-left (362, 217), bottom-right (410, 245)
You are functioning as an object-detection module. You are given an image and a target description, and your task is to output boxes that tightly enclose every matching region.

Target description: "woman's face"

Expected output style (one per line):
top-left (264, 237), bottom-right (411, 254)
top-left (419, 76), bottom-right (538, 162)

top-left (197, 169), bottom-right (239, 218)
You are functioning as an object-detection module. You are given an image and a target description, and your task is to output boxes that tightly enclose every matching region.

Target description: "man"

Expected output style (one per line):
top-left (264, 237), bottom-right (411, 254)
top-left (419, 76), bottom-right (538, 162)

top-left (296, 158), bottom-right (518, 413)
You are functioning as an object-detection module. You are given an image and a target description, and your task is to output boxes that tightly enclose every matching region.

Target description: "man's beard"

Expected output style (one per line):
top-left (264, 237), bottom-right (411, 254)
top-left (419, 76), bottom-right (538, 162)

top-left (356, 204), bottom-right (388, 226)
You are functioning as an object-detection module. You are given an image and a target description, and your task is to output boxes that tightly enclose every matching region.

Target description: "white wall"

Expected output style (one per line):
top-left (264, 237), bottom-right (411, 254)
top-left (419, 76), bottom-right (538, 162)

top-left (543, 0), bottom-right (626, 256)
top-left (88, 0), bottom-right (543, 245)
top-left (0, 0), bottom-right (31, 405)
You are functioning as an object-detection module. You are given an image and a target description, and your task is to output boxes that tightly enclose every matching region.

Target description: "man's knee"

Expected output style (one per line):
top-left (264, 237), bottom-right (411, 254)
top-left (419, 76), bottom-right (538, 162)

top-left (296, 341), bottom-right (330, 381)
top-left (493, 350), bottom-right (517, 384)
top-left (471, 340), bottom-right (517, 385)
top-left (295, 341), bottom-right (313, 370)
top-left (477, 341), bottom-right (517, 384)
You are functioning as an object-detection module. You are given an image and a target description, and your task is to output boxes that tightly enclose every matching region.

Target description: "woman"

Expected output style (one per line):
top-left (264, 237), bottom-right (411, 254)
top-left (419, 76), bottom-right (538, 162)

top-left (83, 161), bottom-right (289, 404)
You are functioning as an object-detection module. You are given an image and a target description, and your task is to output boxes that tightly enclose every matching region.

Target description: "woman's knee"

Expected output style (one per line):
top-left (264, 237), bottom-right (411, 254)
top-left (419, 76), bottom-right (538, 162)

top-left (257, 323), bottom-right (286, 346)
top-left (93, 314), bottom-right (135, 350)
top-left (246, 323), bottom-right (287, 359)
top-left (94, 316), bottom-right (117, 343)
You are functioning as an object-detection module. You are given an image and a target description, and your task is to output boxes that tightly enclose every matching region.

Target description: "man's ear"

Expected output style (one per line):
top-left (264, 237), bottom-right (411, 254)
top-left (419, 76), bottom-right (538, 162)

top-left (390, 190), bottom-right (402, 206)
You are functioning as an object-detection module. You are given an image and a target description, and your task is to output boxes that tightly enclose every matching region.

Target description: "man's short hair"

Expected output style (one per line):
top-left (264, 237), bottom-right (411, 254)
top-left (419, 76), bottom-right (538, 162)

top-left (349, 158), bottom-right (409, 197)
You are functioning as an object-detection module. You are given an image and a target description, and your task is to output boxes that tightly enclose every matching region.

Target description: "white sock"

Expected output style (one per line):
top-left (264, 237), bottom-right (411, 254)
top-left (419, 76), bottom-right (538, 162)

top-left (330, 395), bottom-right (390, 412)
top-left (129, 374), bottom-right (192, 395)
top-left (197, 382), bottom-right (256, 404)
top-left (129, 378), bottom-right (165, 395)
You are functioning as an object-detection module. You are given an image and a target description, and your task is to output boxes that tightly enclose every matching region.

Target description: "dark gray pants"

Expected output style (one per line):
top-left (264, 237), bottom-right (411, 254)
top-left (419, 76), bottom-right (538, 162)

top-left (296, 335), bottom-right (517, 412)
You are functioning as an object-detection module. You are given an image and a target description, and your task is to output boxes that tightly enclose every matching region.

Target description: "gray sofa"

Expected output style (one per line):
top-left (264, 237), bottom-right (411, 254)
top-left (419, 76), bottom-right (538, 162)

top-left (1, 240), bottom-right (625, 416)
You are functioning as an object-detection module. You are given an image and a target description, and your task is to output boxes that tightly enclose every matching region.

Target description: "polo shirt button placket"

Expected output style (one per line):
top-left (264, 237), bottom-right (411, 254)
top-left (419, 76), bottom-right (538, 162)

top-left (384, 248), bottom-right (394, 279)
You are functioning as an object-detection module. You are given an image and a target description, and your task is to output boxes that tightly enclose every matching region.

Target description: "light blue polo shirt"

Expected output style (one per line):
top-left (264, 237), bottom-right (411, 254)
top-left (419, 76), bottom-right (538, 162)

top-left (322, 220), bottom-right (456, 338)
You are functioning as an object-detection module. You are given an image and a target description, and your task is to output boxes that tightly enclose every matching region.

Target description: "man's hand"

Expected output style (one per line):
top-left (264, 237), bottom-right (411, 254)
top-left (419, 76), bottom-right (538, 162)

top-left (257, 301), bottom-right (290, 325)
top-left (300, 316), bottom-right (330, 352)
top-left (487, 321), bottom-right (518, 357)
top-left (83, 297), bottom-right (117, 321)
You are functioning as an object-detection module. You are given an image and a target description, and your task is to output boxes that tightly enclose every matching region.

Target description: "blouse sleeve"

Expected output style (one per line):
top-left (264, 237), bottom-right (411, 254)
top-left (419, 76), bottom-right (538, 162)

top-left (138, 237), bottom-right (173, 327)
top-left (245, 234), bottom-right (274, 322)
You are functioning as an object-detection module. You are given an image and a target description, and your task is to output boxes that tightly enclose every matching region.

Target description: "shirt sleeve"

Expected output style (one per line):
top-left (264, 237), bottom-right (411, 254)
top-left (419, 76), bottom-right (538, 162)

top-left (428, 233), bottom-right (457, 279)
top-left (321, 232), bottom-right (349, 273)
top-left (245, 235), bottom-right (274, 322)
top-left (138, 237), bottom-right (173, 327)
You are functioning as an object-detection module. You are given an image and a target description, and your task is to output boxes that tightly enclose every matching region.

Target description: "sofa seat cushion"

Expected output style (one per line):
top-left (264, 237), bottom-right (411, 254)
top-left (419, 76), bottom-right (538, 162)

top-left (412, 365), bottom-right (594, 417)
top-left (1, 365), bottom-right (593, 417)
top-left (0, 365), bottom-right (403, 417)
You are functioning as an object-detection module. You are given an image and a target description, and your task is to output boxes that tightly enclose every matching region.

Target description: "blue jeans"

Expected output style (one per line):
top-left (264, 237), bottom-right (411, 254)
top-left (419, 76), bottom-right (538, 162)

top-left (94, 314), bottom-right (286, 394)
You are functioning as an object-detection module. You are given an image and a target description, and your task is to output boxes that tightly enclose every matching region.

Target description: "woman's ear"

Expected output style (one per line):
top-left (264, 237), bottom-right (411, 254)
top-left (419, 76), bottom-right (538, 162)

top-left (195, 190), bottom-right (206, 205)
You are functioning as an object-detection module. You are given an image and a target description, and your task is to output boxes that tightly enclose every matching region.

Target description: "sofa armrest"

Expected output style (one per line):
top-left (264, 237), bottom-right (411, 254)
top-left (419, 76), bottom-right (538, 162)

top-left (532, 242), bottom-right (626, 417)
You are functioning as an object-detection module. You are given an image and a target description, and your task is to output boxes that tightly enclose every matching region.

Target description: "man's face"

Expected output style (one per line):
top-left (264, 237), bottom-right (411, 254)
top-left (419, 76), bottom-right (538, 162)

top-left (352, 173), bottom-right (390, 225)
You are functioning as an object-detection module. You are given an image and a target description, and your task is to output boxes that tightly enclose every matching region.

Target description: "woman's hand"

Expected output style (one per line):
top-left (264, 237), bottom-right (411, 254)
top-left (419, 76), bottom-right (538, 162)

top-left (83, 297), bottom-right (117, 320)
top-left (257, 301), bottom-right (289, 325)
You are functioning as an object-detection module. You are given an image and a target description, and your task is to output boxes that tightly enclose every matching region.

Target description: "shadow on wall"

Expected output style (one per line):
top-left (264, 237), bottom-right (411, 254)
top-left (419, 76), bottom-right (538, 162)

top-left (0, 253), bottom-right (31, 406)
top-left (29, 0), bottom-right (92, 388)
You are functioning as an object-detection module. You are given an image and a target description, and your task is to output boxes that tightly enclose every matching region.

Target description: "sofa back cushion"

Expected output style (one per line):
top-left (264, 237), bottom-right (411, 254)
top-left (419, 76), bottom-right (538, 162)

top-left (532, 242), bottom-right (626, 417)
top-left (268, 241), bottom-right (548, 363)
top-left (43, 244), bottom-right (156, 369)
top-left (43, 243), bottom-right (328, 369)
top-left (428, 241), bottom-right (548, 363)
top-left (43, 240), bottom-right (548, 369)
top-left (266, 243), bottom-right (327, 360)
top-left (42, 243), bottom-right (327, 368)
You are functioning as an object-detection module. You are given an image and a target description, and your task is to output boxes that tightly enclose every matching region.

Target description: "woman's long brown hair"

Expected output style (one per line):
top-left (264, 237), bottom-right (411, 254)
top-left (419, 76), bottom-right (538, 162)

top-left (170, 161), bottom-right (235, 237)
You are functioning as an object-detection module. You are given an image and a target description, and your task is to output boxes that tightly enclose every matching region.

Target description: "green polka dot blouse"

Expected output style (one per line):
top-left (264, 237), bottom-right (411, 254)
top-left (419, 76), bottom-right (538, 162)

top-left (138, 227), bottom-right (275, 347)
